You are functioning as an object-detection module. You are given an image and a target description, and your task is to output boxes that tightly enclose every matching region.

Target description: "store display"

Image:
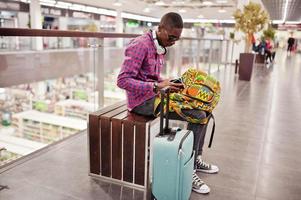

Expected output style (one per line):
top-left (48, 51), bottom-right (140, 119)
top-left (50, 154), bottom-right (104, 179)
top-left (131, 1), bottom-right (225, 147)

top-left (55, 99), bottom-right (95, 120)
top-left (12, 110), bottom-right (86, 143)
top-left (72, 90), bottom-right (88, 101)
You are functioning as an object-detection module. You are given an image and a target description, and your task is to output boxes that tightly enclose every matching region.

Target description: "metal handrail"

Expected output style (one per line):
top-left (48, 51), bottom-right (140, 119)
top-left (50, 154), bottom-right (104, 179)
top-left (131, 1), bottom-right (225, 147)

top-left (181, 37), bottom-right (230, 41)
top-left (0, 28), bottom-right (233, 42)
top-left (0, 28), bottom-right (140, 38)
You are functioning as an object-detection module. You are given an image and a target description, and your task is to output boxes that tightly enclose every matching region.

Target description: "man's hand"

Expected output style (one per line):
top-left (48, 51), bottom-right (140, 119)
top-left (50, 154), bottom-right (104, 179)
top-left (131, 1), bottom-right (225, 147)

top-left (157, 79), bottom-right (184, 92)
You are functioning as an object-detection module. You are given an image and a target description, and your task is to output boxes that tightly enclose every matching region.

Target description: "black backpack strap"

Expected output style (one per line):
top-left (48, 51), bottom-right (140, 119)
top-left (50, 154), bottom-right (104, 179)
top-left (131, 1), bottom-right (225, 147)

top-left (207, 113), bottom-right (215, 148)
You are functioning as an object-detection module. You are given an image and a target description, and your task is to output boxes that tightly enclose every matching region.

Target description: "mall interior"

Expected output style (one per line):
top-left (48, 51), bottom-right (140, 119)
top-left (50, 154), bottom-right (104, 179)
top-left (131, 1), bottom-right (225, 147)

top-left (0, 0), bottom-right (301, 199)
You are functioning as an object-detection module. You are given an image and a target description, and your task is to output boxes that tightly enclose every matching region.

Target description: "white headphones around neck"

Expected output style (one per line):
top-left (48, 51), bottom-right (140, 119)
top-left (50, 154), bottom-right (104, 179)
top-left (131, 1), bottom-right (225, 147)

top-left (151, 30), bottom-right (167, 55)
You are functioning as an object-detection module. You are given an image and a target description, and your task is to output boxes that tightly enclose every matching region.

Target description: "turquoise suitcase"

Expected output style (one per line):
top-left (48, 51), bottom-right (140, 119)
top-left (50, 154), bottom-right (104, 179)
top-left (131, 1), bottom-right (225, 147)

top-left (152, 87), bottom-right (194, 200)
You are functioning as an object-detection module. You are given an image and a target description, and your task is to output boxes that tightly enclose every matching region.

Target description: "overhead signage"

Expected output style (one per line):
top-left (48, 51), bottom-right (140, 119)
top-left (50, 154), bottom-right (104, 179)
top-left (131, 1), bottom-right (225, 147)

top-left (50, 9), bottom-right (61, 16)
top-left (41, 7), bottom-right (62, 16)
top-left (278, 24), bottom-right (301, 30)
top-left (72, 11), bottom-right (92, 19)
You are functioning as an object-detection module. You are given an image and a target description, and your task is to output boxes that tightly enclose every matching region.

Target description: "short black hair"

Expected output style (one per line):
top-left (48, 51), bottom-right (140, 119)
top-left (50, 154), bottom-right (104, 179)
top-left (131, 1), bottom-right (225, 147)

top-left (160, 12), bottom-right (183, 29)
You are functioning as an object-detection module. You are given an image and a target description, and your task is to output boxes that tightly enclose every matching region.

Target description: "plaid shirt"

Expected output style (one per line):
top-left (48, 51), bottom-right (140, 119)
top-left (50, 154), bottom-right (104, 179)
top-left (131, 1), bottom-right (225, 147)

top-left (117, 31), bottom-right (164, 111)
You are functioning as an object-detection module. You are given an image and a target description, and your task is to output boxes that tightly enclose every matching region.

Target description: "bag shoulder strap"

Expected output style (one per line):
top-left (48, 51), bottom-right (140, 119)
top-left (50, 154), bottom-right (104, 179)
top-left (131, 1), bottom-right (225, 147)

top-left (207, 114), bottom-right (215, 148)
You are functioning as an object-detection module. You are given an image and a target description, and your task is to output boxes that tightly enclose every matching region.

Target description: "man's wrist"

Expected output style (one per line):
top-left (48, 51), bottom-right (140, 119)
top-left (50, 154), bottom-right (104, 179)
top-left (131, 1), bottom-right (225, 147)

top-left (153, 82), bottom-right (158, 93)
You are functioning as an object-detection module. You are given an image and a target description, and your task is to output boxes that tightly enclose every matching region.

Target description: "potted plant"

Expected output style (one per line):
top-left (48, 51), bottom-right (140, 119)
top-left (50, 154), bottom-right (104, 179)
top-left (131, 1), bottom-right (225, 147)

top-left (263, 26), bottom-right (276, 40)
top-left (233, 2), bottom-right (269, 81)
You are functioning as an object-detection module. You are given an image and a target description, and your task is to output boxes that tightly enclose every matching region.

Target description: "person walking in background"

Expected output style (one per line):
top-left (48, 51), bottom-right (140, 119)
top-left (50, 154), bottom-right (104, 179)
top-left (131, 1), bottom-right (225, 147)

top-left (287, 33), bottom-right (295, 56)
top-left (266, 38), bottom-right (276, 63)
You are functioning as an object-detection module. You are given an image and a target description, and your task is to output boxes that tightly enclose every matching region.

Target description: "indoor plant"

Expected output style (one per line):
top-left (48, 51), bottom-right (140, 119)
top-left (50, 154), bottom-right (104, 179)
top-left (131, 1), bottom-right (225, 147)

top-left (233, 2), bottom-right (269, 80)
top-left (263, 26), bottom-right (276, 40)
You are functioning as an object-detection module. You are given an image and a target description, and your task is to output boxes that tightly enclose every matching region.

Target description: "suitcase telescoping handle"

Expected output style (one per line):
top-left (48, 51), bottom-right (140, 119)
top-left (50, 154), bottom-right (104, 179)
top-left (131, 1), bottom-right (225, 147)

top-left (159, 86), bottom-right (170, 136)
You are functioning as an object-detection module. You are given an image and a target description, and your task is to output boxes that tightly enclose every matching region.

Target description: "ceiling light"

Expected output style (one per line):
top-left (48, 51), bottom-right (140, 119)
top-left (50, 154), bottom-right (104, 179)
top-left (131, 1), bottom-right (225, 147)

top-left (85, 6), bottom-right (98, 13)
top-left (39, 0), bottom-right (56, 4)
top-left (56, 1), bottom-right (72, 9)
top-left (218, 8), bottom-right (226, 13)
top-left (285, 21), bottom-right (301, 24)
top-left (39, 0), bottom-right (56, 6)
top-left (198, 14), bottom-right (204, 18)
top-left (56, 1), bottom-right (72, 7)
top-left (155, 1), bottom-right (166, 6)
top-left (272, 20), bottom-right (283, 24)
top-left (282, 0), bottom-right (289, 22)
top-left (172, 0), bottom-right (185, 5)
top-left (97, 8), bottom-right (117, 16)
top-left (70, 4), bottom-right (85, 11)
top-left (40, 3), bottom-right (55, 7)
top-left (55, 4), bottom-right (70, 9)
top-left (113, 2), bottom-right (122, 6)
top-left (143, 7), bottom-right (150, 13)
top-left (203, 1), bottom-right (213, 6)
top-left (183, 18), bottom-right (235, 23)
top-left (216, 0), bottom-right (227, 3)
top-left (179, 9), bottom-right (186, 13)
top-left (113, 0), bottom-right (122, 6)
top-left (121, 12), bottom-right (160, 22)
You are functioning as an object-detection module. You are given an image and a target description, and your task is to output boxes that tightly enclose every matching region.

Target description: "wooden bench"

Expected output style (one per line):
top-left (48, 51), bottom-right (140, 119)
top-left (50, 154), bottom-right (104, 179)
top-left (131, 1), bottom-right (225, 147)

top-left (88, 101), bottom-right (161, 190)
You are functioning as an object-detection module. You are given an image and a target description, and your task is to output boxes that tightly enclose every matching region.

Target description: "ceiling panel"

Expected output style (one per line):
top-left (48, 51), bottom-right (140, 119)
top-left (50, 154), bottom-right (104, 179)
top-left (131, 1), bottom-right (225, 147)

top-left (286, 0), bottom-right (301, 21)
top-left (58, 0), bottom-right (301, 23)
top-left (65, 0), bottom-right (238, 20)
top-left (262, 0), bottom-right (301, 22)
top-left (261, 0), bottom-right (285, 20)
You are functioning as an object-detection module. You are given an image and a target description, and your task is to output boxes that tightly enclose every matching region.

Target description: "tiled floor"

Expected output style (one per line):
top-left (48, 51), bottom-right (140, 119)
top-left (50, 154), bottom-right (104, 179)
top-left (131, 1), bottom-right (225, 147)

top-left (1, 50), bottom-right (301, 200)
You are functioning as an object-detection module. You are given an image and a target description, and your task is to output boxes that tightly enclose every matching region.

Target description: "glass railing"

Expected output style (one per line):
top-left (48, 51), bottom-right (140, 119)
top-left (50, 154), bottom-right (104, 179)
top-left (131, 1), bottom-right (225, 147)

top-left (0, 28), bottom-right (232, 167)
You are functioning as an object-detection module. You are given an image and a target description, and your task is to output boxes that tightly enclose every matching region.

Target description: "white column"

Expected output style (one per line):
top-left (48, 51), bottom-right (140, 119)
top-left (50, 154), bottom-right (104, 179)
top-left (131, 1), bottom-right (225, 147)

top-left (17, 12), bottom-right (29, 28)
top-left (58, 17), bottom-right (70, 48)
top-left (97, 38), bottom-right (105, 108)
top-left (116, 8), bottom-right (124, 48)
top-left (236, 0), bottom-right (249, 53)
top-left (30, 0), bottom-right (43, 50)
top-left (33, 82), bottom-right (46, 97)
top-left (58, 17), bottom-right (68, 30)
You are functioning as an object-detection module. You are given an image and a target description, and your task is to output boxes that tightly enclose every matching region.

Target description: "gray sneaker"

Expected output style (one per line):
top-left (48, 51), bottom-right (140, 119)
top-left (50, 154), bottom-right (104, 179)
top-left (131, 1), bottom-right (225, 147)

top-left (195, 157), bottom-right (219, 174)
top-left (192, 171), bottom-right (210, 194)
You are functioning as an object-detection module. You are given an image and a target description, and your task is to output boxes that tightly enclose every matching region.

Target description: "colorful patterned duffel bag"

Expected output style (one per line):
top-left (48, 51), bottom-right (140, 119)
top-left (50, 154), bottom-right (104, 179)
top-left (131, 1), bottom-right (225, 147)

top-left (155, 68), bottom-right (221, 124)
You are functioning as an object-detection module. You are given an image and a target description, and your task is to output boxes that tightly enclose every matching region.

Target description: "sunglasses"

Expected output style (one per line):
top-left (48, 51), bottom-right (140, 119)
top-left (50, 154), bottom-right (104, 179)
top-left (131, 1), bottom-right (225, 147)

top-left (167, 34), bottom-right (179, 42)
top-left (164, 29), bottom-right (179, 42)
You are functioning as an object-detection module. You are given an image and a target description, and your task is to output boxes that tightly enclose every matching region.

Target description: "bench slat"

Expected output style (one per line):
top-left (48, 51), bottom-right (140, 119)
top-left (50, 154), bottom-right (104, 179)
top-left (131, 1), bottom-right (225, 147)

top-left (88, 101), bottom-right (126, 174)
top-left (134, 123), bottom-right (146, 186)
top-left (100, 105), bottom-right (128, 177)
top-left (88, 114), bottom-right (101, 174)
top-left (111, 110), bottom-right (128, 180)
top-left (123, 120), bottom-right (134, 183)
